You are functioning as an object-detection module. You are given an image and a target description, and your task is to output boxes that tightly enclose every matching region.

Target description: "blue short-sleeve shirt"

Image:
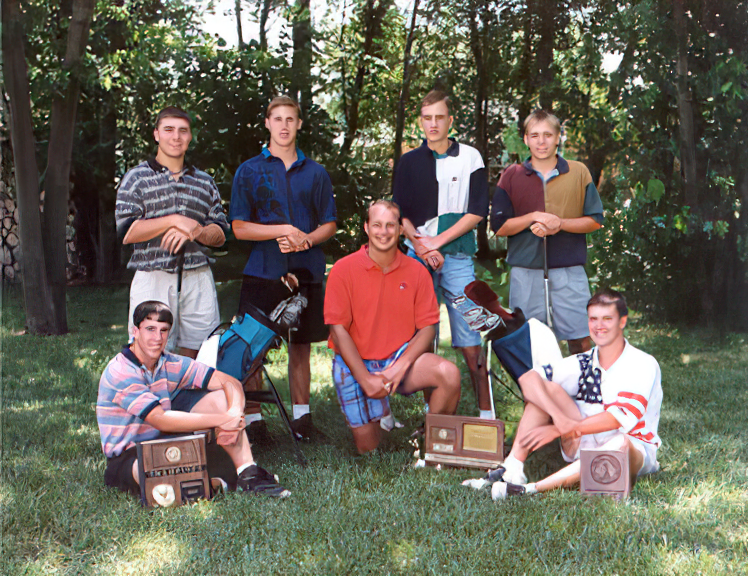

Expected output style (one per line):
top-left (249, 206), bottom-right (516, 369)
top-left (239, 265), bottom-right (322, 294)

top-left (229, 148), bottom-right (336, 283)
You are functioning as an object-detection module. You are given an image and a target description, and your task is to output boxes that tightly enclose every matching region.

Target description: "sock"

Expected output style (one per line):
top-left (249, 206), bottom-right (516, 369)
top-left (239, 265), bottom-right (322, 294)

top-left (236, 462), bottom-right (255, 475)
top-left (424, 403), bottom-right (430, 414)
top-left (504, 454), bottom-right (524, 474)
top-left (502, 454), bottom-right (526, 483)
top-left (479, 409), bottom-right (494, 420)
top-left (525, 483), bottom-right (537, 495)
top-left (293, 404), bottom-right (310, 420)
top-left (245, 413), bottom-right (263, 424)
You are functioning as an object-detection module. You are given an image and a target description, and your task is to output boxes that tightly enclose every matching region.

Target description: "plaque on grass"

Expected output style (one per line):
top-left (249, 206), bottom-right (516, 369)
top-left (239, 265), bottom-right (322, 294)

top-left (137, 433), bottom-right (210, 507)
top-left (424, 414), bottom-right (504, 469)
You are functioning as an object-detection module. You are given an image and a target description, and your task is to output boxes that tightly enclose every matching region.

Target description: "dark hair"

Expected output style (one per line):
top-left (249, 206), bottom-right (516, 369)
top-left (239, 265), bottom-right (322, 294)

top-left (523, 109), bottom-right (561, 135)
top-left (367, 199), bottom-right (401, 223)
top-left (266, 96), bottom-right (302, 119)
top-left (587, 288), bottom-right (628, 318)
top-left (133, 301), bottom-right (174, 328)
top-left (155, 106), bottom-right (192, 129)
top-left (421, 90), bottom-right (452, 115)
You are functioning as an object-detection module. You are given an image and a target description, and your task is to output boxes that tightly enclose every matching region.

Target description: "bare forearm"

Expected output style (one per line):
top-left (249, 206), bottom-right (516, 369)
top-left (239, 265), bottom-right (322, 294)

top-left (123, 215), bottom-right (193, 244)
top-left (496, 213), bottom-right (539, 237)
top-left (232, 220), bottom-right (294, 241)
top-left (397, 325), bottom-right (436, 364)
top-left (306, 221), bottom-right (337, 246)
top-left (430, 214), bottom-right (483, 249)
top-left (145, 408), bottom-right (231, 432)
top-left (194, 223), bottom-right (226, 247)
top-left (571, 412), bottom-right (620, 437)
top-left (401, 218), bottom-right (419, 244)
top-left (560, 216), bottom-right (602, 234)
top-left (330, 325), bottom-right (371, 383)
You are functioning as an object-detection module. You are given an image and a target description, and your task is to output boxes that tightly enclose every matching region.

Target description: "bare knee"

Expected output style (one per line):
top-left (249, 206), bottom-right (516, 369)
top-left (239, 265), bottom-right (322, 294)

top-left (352, 422), bottom-right (381, 453)
top-left (435, 359), bottom-right (461, 392)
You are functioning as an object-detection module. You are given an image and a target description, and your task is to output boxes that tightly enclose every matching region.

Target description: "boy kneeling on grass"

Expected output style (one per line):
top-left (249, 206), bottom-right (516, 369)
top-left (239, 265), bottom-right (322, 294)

top-left (96, 301), bottom-right (289, 499)
top-left (464, 288), bottom-right (662, 499)
top-left (324, 200), bottom-right (462, 453)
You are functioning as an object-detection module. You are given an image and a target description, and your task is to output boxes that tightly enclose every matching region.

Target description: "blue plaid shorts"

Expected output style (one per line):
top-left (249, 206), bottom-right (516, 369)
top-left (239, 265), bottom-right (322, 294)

top-left (333, 343), bottom-right (408, 428)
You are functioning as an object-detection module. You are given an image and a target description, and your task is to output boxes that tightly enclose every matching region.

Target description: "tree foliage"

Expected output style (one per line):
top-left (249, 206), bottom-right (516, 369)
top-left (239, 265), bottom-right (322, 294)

top-left (3, 0), bottom-right (748, 330)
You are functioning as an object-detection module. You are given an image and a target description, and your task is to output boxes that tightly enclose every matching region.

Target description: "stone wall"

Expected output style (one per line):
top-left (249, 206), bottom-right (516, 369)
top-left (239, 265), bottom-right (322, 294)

top-left (1, 188), bottom-right (20, 282)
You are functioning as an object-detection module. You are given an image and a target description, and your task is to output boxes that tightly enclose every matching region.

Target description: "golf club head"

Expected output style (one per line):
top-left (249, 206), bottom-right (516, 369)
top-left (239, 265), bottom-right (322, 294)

top-left (464, 280), bottom-right (513, 320)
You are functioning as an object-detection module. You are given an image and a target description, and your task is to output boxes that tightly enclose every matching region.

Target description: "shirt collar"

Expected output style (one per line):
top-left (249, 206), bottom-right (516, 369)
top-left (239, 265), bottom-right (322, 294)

top-left (359, 244), bottom-right (404, 273)
top-left (590, 339), bottom-right (630, 372)
top-left (522, 154), bottom-right (569, 176)
top-left (419, 138), bottom-right (460, 158)
top-left (147, 157), bottom-right (196, 176)
top-left (121, 344), bottom-right (166, 372)
top-left (261, 147), bottom-right (307, 167)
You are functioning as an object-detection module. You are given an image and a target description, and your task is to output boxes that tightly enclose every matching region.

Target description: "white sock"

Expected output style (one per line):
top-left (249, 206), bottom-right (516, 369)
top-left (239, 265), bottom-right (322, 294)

top-left (479, 409), bottom-right (494, 420)
top-left (424, 403), bottom-right (430, 414)
top-left (525, 483), bottom-right (537, 495)
top-left (504, 454), bottom-right (525, 475)
top-left (245, 413), bottom-right (263, 424)
top-left (502, 454), bottom-right (527, 484)
top-left (293, 404), bottom-right (310, 420)
top-left (236, 462), bottom-right (255, 475)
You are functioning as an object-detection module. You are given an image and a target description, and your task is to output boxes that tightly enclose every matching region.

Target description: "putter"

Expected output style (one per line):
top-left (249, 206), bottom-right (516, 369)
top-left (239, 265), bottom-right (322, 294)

top-left (170, 250), bottom-right (185, 352)
top-left (540, 176), bottom-right (555, 332)
top-left (543, 236), bottom-right (554, 331)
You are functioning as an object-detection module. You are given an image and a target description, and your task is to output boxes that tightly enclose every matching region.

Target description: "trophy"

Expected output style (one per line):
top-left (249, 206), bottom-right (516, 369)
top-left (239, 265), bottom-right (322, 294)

top-left (137, 433), bottom-right (211, 507)
top-left (580, 445), bottom-right (631, 500)
top-left (424, 414), bottom-right (504, 469)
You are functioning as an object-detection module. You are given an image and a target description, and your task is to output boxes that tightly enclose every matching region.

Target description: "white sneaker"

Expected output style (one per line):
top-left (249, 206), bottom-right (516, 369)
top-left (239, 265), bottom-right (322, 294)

top-left (461, 477), bottom-right (491, 490)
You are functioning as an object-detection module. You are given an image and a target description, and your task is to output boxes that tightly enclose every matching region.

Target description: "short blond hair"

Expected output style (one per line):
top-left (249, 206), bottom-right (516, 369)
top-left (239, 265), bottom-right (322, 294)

top-left (523, 110), bottom-right (561, 135)
top-left (266, 96), bottom-right (301, 118)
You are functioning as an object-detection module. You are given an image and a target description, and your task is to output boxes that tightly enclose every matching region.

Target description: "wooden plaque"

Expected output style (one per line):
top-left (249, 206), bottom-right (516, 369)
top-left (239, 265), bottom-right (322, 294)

top-left (424, 414), bottom-right (504, 469)
top-left (137, 433), bottom-right (210, 507)
top-left (580, 446), bottom-right (631, 500)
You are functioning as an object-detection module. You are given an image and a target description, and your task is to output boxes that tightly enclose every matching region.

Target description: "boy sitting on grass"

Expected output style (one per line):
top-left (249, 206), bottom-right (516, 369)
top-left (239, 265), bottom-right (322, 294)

top-left (465, 288), bottom-right (662, 499)
top-left (96, 301), bottom-right (289, 499)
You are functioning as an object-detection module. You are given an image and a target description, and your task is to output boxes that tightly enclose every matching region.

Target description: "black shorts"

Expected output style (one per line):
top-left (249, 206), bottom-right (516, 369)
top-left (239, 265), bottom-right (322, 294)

top-left (103, 390), bottom-right (238, 496)
top-left (238, 275), bottom-right (328, 344)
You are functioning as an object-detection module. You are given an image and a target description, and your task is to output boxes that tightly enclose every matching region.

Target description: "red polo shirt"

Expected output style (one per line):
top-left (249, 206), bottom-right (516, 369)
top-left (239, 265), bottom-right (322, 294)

top-left (324, 245), bottom-right (439, 360)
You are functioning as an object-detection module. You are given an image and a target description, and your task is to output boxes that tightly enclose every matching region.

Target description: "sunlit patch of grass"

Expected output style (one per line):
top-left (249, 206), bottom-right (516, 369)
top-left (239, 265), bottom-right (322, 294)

top-left (4, 285), bottom-right (748, 575)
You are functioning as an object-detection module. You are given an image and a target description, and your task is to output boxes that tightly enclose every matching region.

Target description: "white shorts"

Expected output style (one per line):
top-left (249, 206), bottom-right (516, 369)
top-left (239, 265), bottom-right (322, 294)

top-left (562, 431), bottom-right (659, 476)
top-left (128, 266), bottom-right (220, 351)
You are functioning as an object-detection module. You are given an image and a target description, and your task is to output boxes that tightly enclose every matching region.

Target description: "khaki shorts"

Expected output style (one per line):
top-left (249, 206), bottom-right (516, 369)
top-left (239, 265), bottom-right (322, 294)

top-left (128, 266), bottom-right (220, 351)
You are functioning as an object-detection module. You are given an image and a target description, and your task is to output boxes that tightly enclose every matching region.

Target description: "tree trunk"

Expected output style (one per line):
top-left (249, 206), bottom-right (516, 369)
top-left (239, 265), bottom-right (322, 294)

top-left (42, 0), bottom-right (95, 334)
top-left (392, 0), bottom-right (421, 174)
top-left (259, 0), bottom-right (271, 51)
top-left (235, 0), bottom-right (244, 48)
top-left (291, 0), bottom-right (313, 119)
top-left (2, 0), bottom-right (56, 333)
top-left (340, 0), bottom-right (393, 158)
top-left (672, 0), bottom-right (698, 208)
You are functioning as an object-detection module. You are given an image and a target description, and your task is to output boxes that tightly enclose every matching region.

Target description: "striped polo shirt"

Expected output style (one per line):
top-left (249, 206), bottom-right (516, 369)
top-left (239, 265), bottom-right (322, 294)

top-left (115, 159), bottom-right (230, 272)
top-left (96, 347), bottom-right (214, 458)
top-left (491, 156), bottom-right (604, 269)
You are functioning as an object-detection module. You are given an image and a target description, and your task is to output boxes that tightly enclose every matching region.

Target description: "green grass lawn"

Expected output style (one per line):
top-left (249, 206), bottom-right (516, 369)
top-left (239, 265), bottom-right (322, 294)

top-left (2, 283), bottom-right (748, 575)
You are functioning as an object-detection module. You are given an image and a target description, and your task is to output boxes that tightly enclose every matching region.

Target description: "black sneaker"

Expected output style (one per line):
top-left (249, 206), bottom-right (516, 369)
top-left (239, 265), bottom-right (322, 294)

top-left (246, 419), bottom-right (273, 447)
top-left (291, 413), bottom-right (326, 441)
top-left (491, 481), bottom-right (527, 500)
top-left (236, 465), bottom-right (290, 498)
